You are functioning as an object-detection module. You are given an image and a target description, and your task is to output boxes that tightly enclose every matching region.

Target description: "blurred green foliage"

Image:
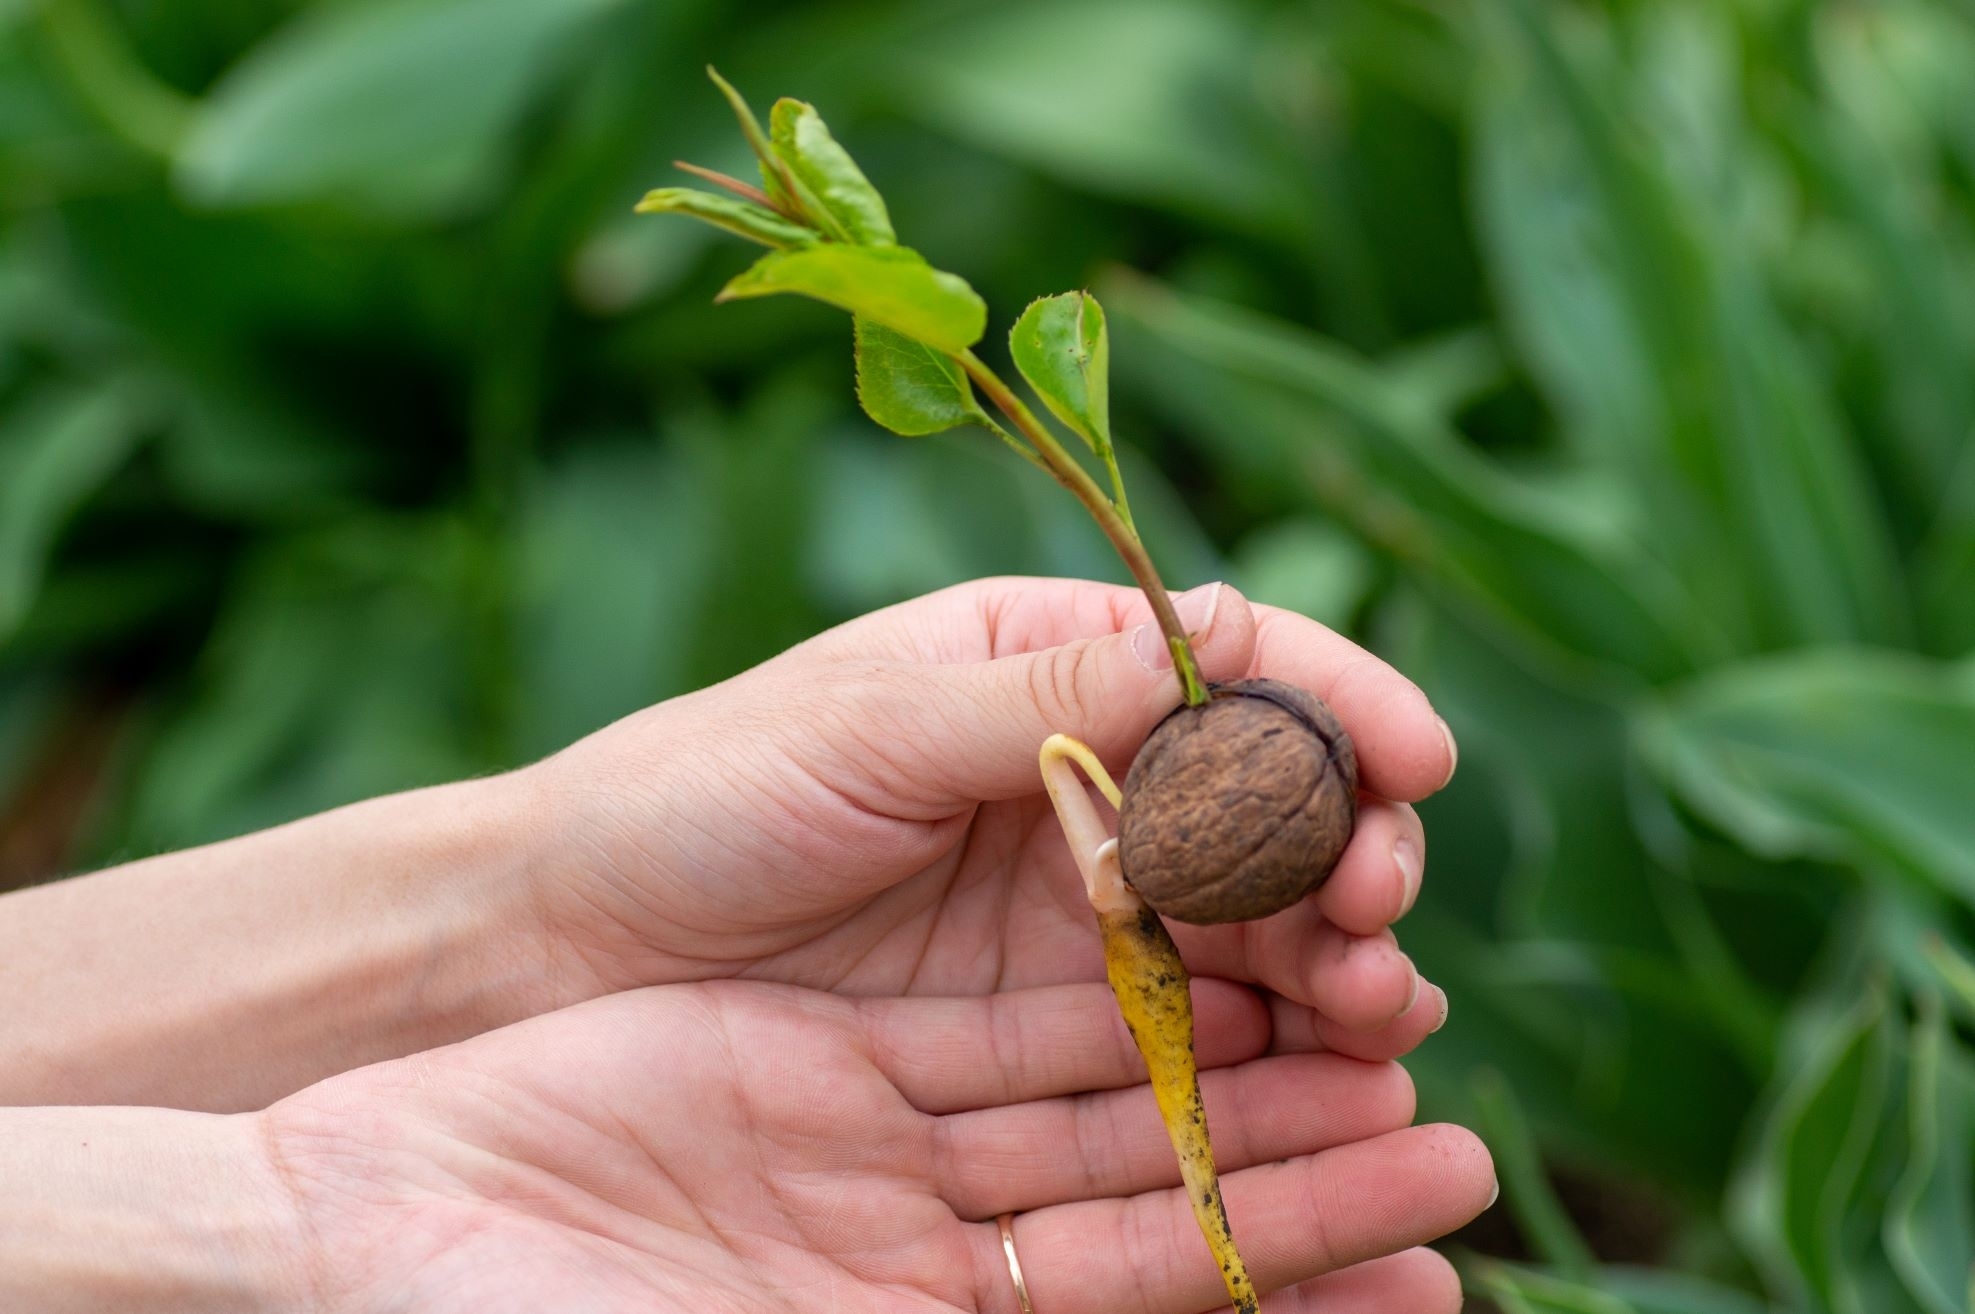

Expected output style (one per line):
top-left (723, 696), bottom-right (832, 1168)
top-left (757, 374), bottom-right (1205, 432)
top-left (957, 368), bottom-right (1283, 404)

top-left (3, 0), bottom-right (1973, 1308)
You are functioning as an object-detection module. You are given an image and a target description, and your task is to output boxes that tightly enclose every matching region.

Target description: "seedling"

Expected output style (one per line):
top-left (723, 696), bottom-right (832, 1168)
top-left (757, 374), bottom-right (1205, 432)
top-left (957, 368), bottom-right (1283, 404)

top-left (641, 71), bottom-right (1360, 1313)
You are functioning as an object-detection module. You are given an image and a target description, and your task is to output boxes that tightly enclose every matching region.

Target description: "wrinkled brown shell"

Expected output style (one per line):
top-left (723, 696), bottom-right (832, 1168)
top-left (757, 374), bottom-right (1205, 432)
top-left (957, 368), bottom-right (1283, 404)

top-left (1118, 678), bottom-right (1358, 925)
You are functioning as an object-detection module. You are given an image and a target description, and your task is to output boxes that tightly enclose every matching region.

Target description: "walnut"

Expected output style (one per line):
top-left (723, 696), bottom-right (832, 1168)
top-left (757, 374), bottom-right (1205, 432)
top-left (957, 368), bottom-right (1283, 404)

top-left (1117, 679), bottom-right (1358, 925)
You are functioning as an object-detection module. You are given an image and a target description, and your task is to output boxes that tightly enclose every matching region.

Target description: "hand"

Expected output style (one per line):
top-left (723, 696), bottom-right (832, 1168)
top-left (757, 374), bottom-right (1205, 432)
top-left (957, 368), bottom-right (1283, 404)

top-left (0, 577), bottom-right (1455, 1112)
top-left (257, 977), bottom-right (1492, 1313)
top-left (526, 578), bottom-right (1458, 1060)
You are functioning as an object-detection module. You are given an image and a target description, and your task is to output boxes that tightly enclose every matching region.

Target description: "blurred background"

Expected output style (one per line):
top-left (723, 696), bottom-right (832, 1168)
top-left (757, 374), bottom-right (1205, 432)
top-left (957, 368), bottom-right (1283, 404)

top-left (4, 0), bottom-right (1974, 1308)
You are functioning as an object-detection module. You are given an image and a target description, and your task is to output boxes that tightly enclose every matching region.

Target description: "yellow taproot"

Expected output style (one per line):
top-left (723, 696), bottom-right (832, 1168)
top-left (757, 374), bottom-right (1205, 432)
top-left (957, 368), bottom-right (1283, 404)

top-left (1040, 734), bottom-right (1258, 1314)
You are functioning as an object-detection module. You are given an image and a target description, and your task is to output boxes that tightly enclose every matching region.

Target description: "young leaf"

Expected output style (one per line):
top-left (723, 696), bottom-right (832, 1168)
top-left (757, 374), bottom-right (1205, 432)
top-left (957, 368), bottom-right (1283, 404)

top-left (768, 98), bottom-right (896, 245)
top-left (717, 244), bottom-right (985, 353)
top-left (705, 66), bottom-right (795, 214)
top-left (634, 187), bottom-right (815, 248)
top-left (1009, 290), bottom-right (1111, 454)
top-left (853, 318), bottom-right (986, 436)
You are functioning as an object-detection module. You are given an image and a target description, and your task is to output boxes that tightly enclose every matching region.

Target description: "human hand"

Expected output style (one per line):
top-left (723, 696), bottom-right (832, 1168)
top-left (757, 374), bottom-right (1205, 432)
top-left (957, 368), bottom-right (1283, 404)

top-left (0, 578), bottom-right (1453, 1114)
top-left (523, 577), bottom-right (1458, 1060)
top-left (256, 977), bottom-right (1491, 1313)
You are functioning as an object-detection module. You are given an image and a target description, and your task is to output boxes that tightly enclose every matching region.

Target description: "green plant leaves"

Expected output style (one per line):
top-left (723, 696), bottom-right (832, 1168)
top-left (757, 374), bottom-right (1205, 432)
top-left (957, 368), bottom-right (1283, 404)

top-left (853, 318), bottom-right (987, 437)
top-left (1106, 272), bottom-right (1713, 681)
top-left (1641, 651), bottom-right (1975, 904)
top-left (1885, 996), bottom-right (1975, 1314)
top-left (0, 381), bottom-right (147, 641)
top-left (1475, 1264), bottom-right (1638, 1314)
top-left (1472, 1069), bottom-right (1596, 1280)
top-left (1729, 985), bottom-right (1901, 1313)
top-left (633, 188), bottom-right (815, 249)
top-left (1009, 291), bottom-right (1110, 454)
top-left (706, 67), bottom-right (796, 217)
top-left (1473, 0), bottom-right (1905, 651)
top-left (176, 0), bottom-right (627, 217)
top-left (767, 97), bottom-right (895, 245)
top-left (717, 244), bottom-right (985, 352)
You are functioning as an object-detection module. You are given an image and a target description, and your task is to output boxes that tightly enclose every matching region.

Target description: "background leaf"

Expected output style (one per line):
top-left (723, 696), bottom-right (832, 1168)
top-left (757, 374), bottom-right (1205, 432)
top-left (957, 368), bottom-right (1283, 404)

top-left (0, 382), bottom-right (146, 641)
top-left (1642, 652), bottom-right (1975, 903)
top-left (175, 0), bottom-right (630, 218)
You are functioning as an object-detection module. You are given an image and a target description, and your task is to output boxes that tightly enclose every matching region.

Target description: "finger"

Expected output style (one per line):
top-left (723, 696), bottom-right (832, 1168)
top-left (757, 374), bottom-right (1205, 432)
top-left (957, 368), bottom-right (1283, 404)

top-left (938, 1052), bottom-right (1414, 1219)
top-left (1175, 909), bottom-right (1420, 1032)
top-left (789, 575), bottom-right (1456, 812)
top-left (1254, 1248), bottom-right (1464, 1313)
top-left (979, 1123), bottom-right (1495, 1314)
top-left (1264, 985), bottom-right (1449, 1063)
top-left (803, 581), bottom-right (1261, 813)
top-left (862, 980), bottom-right (1269, 1115)
top-left (794, 576), bottom-right (1146, 665)
top-left (1247, 606), bottom-right (1457, 802)
top-left (1309, 798), bottom-right (1424, 936)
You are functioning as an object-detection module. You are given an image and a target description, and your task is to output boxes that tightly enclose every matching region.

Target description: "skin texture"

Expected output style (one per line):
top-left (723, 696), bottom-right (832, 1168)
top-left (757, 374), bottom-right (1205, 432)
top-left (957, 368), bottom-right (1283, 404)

top-left (0, 577), bottom-right (1452, 1112)
top-left (251, 980), bottom-right (1491, 1314)
top-left (0, 573), bottom-right (1453, 1098)
top-left (0, 576), bottom-right (1488, 1309)
top-left (528, 577), bottom-right (1455, 1054)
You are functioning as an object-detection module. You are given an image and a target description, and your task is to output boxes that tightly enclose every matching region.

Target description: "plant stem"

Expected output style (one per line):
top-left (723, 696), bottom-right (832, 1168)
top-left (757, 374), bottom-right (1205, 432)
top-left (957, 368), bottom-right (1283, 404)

top-left (957, 350), bottom-right (1208, 706)
top-left (1098, 445), bottom-right (1137, 536)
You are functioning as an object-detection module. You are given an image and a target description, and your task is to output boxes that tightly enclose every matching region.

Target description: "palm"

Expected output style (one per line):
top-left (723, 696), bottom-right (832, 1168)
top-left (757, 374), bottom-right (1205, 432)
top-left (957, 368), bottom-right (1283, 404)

top-left (269, 986), bottom-right (969, 1312)
top-left (260, 979), bottom-right (1487, 1314)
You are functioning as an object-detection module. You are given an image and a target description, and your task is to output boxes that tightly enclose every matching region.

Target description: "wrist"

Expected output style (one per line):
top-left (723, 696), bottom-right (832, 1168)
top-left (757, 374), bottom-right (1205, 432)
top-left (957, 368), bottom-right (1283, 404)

top-left (0, 1106), bottom-right (314, 1311)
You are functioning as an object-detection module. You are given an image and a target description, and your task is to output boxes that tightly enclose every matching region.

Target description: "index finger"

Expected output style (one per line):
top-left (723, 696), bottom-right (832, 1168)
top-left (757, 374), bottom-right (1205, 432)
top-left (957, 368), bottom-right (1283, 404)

top-left (1246, 605), bottom-right (1456, 802)
top-left (791, 577), bottom-right (1456, 802)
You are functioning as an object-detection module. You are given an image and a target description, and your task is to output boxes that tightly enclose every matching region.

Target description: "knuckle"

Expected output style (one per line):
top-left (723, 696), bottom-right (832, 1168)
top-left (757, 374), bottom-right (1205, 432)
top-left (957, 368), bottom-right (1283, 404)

top-left (1023, 641), bottom-right (1094, 729)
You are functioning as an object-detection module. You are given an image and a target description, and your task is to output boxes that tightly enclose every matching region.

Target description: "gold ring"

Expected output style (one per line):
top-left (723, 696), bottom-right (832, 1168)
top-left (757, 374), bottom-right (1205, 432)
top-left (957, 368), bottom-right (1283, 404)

top-left (995, 1212), bottom-right (1034, 1314)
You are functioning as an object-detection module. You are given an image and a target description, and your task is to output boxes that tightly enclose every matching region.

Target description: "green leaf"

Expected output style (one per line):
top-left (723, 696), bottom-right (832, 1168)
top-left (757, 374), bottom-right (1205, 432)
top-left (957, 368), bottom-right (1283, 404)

top-left (1475, 1263), bottom-right (1638, 1314)
top-left (512, 443), bottom-right (701, 759)
top-left (1474, 0), bottom-right (1905, 651)
top-left (1229, 519), bottom-right (1372, 628)
top-left (634, 188), bottom-right (815, 249)
top-left (1641, 651), bottom-right (1975, 905)
top-left (767, 97), bottom-right (894, 245)
top-left (1597, 1269), bottom-right (1773, 1314)
top-left (1729, 985), bottom-right (1899, 1312)
top-left (0, 381), bottom-right (146, 641)
top-left (705, 66), bottom-right (796, 215)
top-left (175, 0), bottom-right (626, 217)
top-left (717, 244), bottom-right (985, 353)
top-left (1885, 996), bottom-right (1975, 1314)
top-left (117, 517), bottom-right (486, 851)
top-left (893, 0), bottom-right (1299, 237)
top-left (1106, 272), bottom-right (1715, 681)
top-left (853, 318), bottom-right (986, 436)
top-left (1471, 1069), bottom-right (1597, 1281)
top-left (1009, 291), bottom-right (1110, 454)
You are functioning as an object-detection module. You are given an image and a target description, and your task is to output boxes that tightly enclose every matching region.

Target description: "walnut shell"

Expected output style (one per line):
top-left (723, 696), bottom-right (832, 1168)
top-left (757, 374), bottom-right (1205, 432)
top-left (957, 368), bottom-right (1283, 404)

top-left (1117, 678), bottom-right (1358, 925)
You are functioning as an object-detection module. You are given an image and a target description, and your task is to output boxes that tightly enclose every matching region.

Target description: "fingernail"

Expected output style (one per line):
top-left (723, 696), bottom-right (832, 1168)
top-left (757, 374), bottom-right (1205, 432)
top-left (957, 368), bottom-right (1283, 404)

top-left (1393, 836), bottom-right (1422, 918)
top-left (1486, 1178), bottom-right (1500, 1209)
top-left (1429, 983), bottom-right (1449, 1033)
top-left (1401, 965), bottom-right (1421, 1017)
top-left (1131, 582), bottom-right (1223, 673)
top-left (1435, 715), bottom-right (1459, 789)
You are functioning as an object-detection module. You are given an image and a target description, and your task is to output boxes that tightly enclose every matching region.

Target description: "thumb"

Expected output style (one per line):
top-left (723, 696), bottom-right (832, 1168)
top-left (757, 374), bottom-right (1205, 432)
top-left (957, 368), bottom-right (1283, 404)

top-left (903, 582), bottom-right (1257, 806)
